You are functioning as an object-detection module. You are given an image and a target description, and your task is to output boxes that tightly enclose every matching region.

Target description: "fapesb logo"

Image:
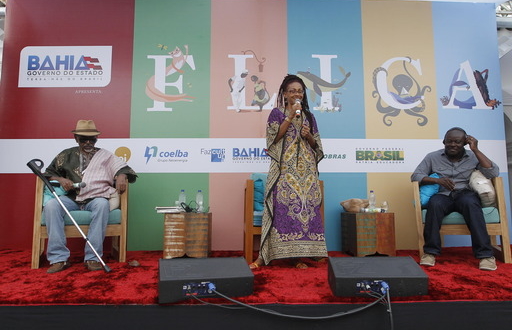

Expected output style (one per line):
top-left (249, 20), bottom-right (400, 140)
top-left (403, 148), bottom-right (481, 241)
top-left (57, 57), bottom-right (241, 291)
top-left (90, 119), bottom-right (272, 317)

top-left (355, 149), bottom-right (404, 162)
top-left (18, 46), bottom-right (112, 88)
top-left (144, 146), bottom-right (189, 164)
top-left (115, 147), bottom-right (132, 162)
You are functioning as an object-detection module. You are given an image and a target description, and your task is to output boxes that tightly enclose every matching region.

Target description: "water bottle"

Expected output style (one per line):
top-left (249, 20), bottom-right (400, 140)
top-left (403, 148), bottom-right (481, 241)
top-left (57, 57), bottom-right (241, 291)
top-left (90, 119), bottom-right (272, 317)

top-left (195, 190), bottom-right (204, 212)
top-left (369, 190), bottom-right (376, 212)
top-left (178, 189), bottom-right (187, 205)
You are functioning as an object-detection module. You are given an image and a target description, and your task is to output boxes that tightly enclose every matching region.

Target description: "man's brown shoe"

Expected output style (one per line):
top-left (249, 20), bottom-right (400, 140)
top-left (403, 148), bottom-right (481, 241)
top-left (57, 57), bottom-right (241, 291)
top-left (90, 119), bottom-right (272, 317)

top-left (47, 261), bottom-right (71, 273)
top-left (84, 260), bottom-right (104, 271)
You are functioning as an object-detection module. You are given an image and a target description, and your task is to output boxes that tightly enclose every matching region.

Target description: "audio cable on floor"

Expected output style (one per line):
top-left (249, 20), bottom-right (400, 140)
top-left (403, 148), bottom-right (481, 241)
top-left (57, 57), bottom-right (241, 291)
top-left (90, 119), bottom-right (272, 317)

top-left (189, 282), bottom-right (394, 329)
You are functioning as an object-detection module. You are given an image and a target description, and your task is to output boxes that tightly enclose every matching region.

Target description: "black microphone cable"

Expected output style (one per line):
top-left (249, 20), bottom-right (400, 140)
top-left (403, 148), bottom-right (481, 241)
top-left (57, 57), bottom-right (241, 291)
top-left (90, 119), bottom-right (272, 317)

top-left (188, 281), bottom-right (394, 329)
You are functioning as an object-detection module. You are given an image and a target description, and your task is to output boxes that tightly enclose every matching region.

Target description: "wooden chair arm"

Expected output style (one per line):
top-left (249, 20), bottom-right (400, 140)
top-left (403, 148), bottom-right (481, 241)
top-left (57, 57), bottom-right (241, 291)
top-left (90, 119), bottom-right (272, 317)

top-left (244, 180), bottom-right (255, 230)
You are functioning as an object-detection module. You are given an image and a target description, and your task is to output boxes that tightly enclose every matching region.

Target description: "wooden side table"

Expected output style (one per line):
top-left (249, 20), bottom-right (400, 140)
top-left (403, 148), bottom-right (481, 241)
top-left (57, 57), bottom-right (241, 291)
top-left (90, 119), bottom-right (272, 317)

top-left (163, 212), bottom-right (212, 259)
top-left (341, 212), bottom-right (396, 257)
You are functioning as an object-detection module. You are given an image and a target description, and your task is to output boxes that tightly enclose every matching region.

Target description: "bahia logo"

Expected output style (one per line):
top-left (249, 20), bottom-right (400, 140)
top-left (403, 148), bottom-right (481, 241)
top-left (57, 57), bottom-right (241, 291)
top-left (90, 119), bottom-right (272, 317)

top-left (27, 55), bottom-right (103, 71)
top-left (18, 46), bottom-right (112, 88)
top-left (201, 148), bottom-right (226, 162)
top-left (355, 149), bottom-right (404, 162)
top-left (144, 146), bottom-right (189, 164)
top-left (232, 148), bottom-right (269, 164)
top-left (233, 147), bottom-right (268, 158)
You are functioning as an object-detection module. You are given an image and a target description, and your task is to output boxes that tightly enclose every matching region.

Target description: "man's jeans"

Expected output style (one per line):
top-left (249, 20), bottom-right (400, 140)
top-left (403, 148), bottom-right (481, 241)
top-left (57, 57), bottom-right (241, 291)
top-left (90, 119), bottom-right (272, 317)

top-left (424, 189), bottom-right (493, 259)
top-left (43, 195), bottom-right (110, 264)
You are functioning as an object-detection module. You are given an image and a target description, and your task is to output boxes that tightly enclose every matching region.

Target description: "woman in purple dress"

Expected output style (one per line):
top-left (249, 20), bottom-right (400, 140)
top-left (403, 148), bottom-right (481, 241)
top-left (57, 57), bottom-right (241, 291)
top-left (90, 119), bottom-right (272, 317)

top-left (249, 74), bottom-right (327, 269)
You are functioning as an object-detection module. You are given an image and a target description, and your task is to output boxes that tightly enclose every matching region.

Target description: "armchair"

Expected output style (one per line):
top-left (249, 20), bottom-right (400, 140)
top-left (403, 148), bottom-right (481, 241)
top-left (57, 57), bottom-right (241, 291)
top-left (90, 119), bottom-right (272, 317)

top-left (31, 177), bottom-right (128, 268)
top-left (412, 177), bottom-right (511, 263)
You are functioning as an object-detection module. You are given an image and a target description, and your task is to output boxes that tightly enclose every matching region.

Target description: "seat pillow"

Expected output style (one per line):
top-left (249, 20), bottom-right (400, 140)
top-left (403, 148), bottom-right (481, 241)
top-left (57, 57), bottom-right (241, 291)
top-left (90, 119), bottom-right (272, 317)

top-left (420, 173), bottom-right (440, 207)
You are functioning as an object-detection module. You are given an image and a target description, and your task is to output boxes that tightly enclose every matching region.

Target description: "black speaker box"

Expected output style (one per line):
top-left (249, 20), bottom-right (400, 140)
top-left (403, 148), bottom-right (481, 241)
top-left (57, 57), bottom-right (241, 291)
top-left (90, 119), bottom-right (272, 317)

top-left (158, 257), bottom-right (254, 303)
top-left (328, 256), bottom-right (428, 297)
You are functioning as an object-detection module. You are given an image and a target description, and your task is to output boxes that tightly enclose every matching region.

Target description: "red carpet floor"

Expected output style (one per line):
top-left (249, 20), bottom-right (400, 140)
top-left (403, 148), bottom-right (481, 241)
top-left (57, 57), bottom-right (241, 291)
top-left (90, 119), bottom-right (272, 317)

top-left (1, 247), bottom-right (512, 306)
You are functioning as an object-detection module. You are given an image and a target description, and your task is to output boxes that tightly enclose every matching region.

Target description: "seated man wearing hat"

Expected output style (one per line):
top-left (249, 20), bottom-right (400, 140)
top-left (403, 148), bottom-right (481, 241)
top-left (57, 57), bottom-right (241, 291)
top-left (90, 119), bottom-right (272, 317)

top-left (43, 120), bottom-right (137, 273)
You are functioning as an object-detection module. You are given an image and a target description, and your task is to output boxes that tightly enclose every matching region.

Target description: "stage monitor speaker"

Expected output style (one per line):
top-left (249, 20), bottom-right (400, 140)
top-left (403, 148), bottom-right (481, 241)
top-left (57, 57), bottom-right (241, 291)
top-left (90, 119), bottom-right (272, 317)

top-left (158, 257), bottom-right (254, 303)
top-left (328, 256), bottom-right (428, 297)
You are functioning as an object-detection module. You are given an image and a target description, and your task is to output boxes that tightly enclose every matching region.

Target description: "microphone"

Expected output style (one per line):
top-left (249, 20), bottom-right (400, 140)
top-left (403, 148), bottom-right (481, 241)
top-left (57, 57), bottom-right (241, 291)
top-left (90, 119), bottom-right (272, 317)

top-left (72, 182), bottom-right (86, 189)
top-left (295, 99), bottom-right (301, 118)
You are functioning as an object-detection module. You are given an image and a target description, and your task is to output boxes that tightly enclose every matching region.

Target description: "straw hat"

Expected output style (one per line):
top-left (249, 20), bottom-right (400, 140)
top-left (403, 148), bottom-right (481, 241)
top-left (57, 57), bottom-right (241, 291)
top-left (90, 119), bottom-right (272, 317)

top-left (71, 120), bottom-right (101, 136)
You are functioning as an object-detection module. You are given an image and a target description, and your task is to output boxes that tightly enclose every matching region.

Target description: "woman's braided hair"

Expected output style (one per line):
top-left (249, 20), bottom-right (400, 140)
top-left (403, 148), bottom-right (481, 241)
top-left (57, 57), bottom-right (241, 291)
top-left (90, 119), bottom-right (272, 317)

top-left (276, 74), bottom-right (313, 134)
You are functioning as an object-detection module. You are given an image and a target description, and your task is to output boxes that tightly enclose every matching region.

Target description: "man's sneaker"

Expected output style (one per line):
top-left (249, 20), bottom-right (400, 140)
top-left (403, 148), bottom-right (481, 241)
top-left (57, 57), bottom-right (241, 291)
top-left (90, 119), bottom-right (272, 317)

top-left (420, 253), bottom-right (436, 266)
top-left (47, 261), bottom-right (71, 273)
top-left (84, 260), bottom-right (104, 271)
top-left (479, 257), bottom-right (497, 271)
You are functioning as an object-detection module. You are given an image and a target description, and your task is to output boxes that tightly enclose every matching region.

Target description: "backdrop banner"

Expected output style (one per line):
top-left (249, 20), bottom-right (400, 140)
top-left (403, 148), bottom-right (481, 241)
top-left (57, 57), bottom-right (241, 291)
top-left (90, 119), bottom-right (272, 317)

top-left (0, 0), bottom-right (507, 252)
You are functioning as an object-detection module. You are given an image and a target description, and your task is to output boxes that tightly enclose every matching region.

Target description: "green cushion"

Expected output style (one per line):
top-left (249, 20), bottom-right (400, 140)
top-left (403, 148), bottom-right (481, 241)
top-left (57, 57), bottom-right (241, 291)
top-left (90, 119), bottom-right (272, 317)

top-left (43, 184), bottom-right (67, 206)
top-left (421, 207), bottom-right (500, 225)
top-left (251, 173), bottom-right (267, 211)
top-left (253, 211), bottom-right (263, 227)
top-left (41, 209), bottom-right (121, 226)
top-left (253, 179), bottom-right (265, 212)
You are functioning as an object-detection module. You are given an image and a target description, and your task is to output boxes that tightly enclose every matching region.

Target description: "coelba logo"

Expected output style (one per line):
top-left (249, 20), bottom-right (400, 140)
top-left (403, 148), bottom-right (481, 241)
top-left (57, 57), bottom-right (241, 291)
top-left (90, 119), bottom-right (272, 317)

top-left (18, 46), bottom-right (112, 88)
top-left (144, 146), bottom-right (189, 164)
top-left (355, 149), bottom-right (404, 162)
top-left (201, 148), bottom-right (226, 162)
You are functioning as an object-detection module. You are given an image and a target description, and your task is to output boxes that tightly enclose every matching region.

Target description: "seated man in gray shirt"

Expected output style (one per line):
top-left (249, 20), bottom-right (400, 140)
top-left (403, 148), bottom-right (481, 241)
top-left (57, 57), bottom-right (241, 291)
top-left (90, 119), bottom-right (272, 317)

top-left (411, 127), bottom-right (499, 271)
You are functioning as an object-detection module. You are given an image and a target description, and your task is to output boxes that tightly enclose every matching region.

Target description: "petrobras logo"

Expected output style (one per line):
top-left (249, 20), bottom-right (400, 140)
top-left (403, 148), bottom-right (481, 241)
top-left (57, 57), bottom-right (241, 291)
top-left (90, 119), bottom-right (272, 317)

top-left (201, 148), bottom-right (226, 163)
top-left (144, 146), bottom-right (189, 164)
top-left (323, 153), bottom-right (347, 160)
top-left (232, 147), bottom-right (269, 164)
top-left (355, 148), bottom-right (405, 163)
top-left (18, 46), bottom-right (112, 88)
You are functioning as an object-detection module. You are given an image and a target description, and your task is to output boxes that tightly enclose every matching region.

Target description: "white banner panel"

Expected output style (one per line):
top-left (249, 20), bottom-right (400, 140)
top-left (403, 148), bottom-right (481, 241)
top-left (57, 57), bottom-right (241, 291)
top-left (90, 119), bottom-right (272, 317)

top-left (0, 138), bottom-right (507, 174)
top-left (18, 46), bottom-right (112, 88)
